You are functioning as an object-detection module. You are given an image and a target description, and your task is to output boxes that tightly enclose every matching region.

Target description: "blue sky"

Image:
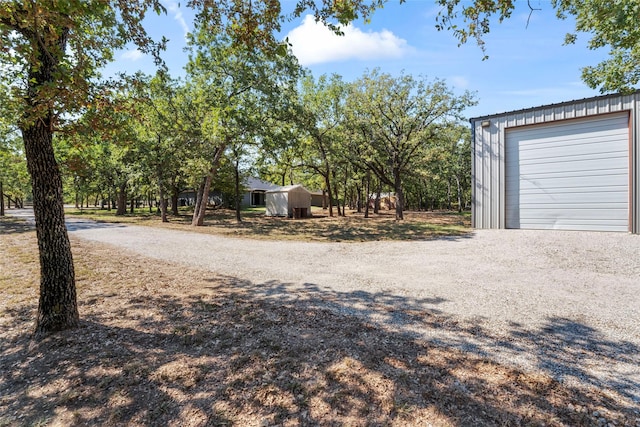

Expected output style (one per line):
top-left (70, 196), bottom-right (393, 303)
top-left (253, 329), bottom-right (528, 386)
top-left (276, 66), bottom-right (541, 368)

top-left (106, 0), bottom-right (610, 119)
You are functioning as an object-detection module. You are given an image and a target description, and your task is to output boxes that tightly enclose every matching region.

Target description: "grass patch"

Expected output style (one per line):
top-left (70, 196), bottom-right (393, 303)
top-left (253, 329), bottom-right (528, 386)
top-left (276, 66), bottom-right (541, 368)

top-left (0, 215), bottom-right (636, 426)
top-left (65, 207), bottom-right (472, 242)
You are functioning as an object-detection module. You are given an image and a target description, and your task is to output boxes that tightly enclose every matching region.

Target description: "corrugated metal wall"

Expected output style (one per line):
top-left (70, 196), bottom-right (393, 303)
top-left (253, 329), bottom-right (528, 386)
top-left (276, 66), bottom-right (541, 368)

top-left (471, 91), bottom-right (640, 234)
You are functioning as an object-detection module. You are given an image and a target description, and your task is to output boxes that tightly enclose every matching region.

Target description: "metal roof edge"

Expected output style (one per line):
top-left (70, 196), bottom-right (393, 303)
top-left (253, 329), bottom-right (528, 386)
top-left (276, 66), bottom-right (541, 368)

top-left (469, 89), bottom-right (640, 123)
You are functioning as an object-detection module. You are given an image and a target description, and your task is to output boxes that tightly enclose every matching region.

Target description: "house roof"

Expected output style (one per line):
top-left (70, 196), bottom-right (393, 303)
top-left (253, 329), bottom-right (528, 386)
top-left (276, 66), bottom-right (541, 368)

top-left (244, 177), bottom-right (281, 192)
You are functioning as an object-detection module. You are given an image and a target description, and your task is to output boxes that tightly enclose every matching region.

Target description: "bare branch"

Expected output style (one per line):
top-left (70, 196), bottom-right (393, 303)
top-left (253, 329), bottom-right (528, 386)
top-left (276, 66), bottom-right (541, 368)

top-left (526, 0), bottom-right (541, 29)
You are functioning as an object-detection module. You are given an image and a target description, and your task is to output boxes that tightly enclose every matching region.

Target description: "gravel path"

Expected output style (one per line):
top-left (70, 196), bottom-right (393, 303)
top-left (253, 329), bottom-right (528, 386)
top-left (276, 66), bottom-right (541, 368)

top-left (10, 210), bottom-right (640, 402)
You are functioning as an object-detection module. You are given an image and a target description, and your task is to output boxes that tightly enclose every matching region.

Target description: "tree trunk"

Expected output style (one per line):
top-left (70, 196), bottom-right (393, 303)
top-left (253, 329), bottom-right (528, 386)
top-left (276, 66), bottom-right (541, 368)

top-left (158, 184), bottom-right (168, 223)
top-left (234, 160), bottom-right (242, 223)
top-left (374, 184), bottom-right (381, 214)
top-left (0, 181), bottom-right (4, 216)
top-left (19, 23), bottom-right (79, 336)
top-left (192, 174), bottom-right (212, 226)
top-left (157, 168), bottom-right (168, 222)
top-left (116, 182), bottom-right (127, 216)
top-left (192, 146), bottom-right (225, 226)
top-left (192, 177), bottom-right (206, 223)
top-left (171, 185), bottom-right (179, 216)
top-left (324, 174), bottom-right (334, 217)
top-left (364, 175), bottom-right (370, 219)
top-left (455, 175), bottom-right (463, 213)
top-left (22, 117), bottom-right (79, 336)
top-left (393, 169), bottom-right (404, 220)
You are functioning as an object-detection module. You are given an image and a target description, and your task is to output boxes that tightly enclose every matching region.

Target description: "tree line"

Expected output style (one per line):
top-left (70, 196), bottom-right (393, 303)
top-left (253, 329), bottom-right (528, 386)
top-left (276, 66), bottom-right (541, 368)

top-left (52, 58), bottom-right (475, 224)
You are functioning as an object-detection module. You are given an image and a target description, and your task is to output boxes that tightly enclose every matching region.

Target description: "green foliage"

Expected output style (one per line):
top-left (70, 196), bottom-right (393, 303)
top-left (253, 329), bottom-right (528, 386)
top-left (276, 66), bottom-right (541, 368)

top-left (0, 126), bottom-right (30, 202)
top-left (345, 69), bottom-right (476, 217)
top-left (559, 0), bottom-right (640, 92)
top-left (0, 1), bottom-right (167, 130)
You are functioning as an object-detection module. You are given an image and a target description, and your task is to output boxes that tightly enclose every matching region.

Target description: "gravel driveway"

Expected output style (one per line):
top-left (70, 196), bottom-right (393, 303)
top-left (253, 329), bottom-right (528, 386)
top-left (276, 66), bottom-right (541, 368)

top-left (11, 210), bottom-right (640, 402)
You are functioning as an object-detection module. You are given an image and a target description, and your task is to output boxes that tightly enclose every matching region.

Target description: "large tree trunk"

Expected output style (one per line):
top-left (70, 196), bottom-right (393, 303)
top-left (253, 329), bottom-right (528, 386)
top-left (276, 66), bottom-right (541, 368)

top-left (23, 118), bottom-right (79, 336)
top-left (21, 23), bottom-right (78, 337)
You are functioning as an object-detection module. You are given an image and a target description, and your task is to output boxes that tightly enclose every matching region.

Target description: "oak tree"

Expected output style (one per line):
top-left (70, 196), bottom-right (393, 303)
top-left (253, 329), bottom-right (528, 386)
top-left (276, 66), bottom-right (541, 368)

top-left (346, 69), bottom-right (475, 220)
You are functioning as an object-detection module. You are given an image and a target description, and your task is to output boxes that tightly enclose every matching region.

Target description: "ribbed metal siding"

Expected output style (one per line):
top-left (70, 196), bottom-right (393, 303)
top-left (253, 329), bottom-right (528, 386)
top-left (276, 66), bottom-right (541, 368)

top-left (471, 91), bottom-right (640, 233)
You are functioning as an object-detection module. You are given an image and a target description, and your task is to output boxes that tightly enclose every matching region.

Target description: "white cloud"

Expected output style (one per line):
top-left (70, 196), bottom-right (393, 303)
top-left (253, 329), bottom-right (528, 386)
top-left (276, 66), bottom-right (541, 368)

top-left (449, 75), bottom-right (469, 89)
top-left (164, 0), bottom-right (190, 38)
top-left (286, 15), bottom-right (410, 66)
top-left (121, 49), bottom-right (144, 61)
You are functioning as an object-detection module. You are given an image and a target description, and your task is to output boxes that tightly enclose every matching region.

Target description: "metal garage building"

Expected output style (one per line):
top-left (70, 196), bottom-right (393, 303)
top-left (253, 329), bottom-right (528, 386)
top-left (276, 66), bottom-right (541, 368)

top-left (470, 91), bottom-right (640, 233)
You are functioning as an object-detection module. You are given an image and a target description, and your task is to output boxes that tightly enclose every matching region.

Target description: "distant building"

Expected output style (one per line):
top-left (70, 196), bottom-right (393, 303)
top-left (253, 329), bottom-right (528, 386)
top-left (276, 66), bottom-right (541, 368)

top-left (241, 177), bottom-right (281, 207)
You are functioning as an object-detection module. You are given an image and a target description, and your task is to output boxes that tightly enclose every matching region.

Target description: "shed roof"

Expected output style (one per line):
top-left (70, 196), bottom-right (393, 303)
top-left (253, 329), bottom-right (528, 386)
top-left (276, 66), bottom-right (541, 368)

top-left (470, 89), bottom-right (640, 122)
top-left (266, 184), bottom-right (311, 194)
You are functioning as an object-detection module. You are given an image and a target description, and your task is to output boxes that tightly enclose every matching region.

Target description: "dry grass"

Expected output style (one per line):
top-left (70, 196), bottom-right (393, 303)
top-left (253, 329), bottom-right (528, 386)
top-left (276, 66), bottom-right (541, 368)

top-left (1, 217), bottom-right (639, 426)
top-left (65, 207), bottom-right (471, 242)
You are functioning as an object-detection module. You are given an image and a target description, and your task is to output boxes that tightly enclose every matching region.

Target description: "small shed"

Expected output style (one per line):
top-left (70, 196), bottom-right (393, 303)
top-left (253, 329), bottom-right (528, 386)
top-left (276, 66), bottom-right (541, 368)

top-left (266, 185), bottom-right (312, 218)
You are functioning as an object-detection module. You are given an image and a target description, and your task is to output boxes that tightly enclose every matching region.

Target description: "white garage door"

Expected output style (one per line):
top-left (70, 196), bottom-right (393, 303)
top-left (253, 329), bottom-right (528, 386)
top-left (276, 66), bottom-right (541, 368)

top-left (505, 113), bottom-right (629, 231)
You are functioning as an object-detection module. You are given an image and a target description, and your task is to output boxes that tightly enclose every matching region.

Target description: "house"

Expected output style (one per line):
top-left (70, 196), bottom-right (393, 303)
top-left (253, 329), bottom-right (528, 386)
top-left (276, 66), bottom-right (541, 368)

top-left (470, 91), bottom-right (640, 233)
top-left (241, 177), bottom-right (281, 207)
top-left (310, 190), bottom-right (328, 208)
top-left (265, 185), bottom-right (312, 218)
top-left (178, 190), bottom-right (223, 207)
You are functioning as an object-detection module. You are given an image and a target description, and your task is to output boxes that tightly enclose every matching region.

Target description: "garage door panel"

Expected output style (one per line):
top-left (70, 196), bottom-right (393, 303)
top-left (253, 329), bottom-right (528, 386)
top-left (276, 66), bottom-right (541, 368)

top-left (515, 174), bottom-right (627, 190)
top-left (513, 115), bottom-right (626, 141)
top-left (518, 221), bottom-right (628, 231)
top-left (514, 192), bottom-right (628, 204)
top-left (519, 208), bottom-right (628, 221)
top-left (519, 203), bottom-right (628, 211)
top-left (520, 134), bottom-right (628, 155)
top-left (520, 143), bottom-right (627, 162)
top-left (519, 158), bottom-right (627, 175)
top-left (505, 113), bottom-right (629, 232)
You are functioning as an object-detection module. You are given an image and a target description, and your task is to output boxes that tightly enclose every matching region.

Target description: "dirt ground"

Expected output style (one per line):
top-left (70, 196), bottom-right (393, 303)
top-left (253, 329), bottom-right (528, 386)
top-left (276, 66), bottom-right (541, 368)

top-left (1, 216), bottom-right (639, 426)
top-left (66, 207), bottom-right (472, 242)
